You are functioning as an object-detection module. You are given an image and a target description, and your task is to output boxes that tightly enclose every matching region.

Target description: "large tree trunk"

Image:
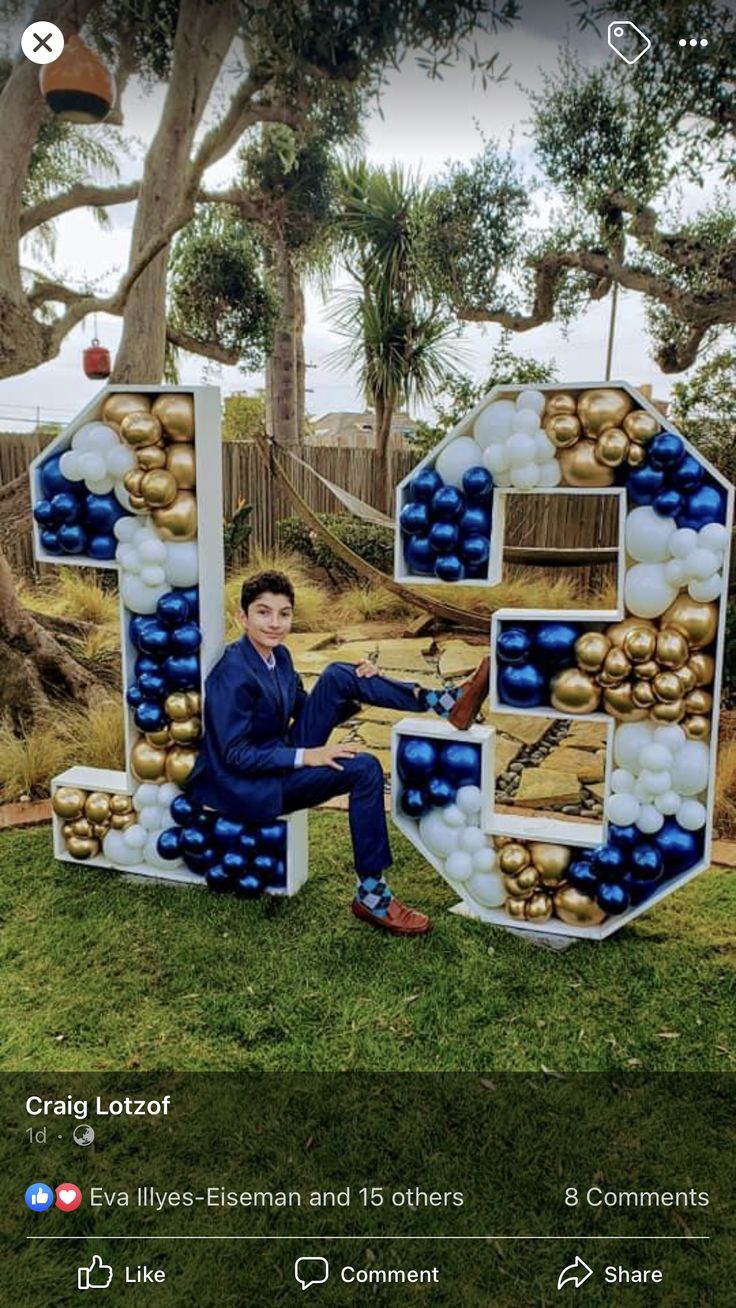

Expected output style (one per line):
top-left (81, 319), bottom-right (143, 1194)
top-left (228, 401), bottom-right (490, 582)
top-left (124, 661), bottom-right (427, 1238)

top-left (112, 0), bottom-right (239, 382)
top-left (0, 547), bottom-right (104, 731)
top-left (295, 282), bottom-right (306, 441)
top-left (374, 394), bottom-right (394, 512)
top-left (265, 238), bottom-right (301, 448)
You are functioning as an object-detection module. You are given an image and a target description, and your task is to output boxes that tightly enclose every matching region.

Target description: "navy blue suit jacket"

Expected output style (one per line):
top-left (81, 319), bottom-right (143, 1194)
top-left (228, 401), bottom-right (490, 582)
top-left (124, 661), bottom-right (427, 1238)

top-left (186, 636), bottom-right (307, 821)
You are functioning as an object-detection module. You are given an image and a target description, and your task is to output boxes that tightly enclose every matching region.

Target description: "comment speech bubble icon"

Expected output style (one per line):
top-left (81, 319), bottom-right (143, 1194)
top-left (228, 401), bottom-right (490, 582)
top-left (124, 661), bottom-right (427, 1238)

top-left (295, 1256), bottom-right (330, 1290)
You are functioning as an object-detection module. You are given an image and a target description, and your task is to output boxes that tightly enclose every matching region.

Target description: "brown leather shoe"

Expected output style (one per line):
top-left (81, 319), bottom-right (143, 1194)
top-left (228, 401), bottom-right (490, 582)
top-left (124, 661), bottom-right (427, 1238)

top-left (352, 896), bottom-right (431, 935)
top-left (448, 655), bottom-right (490, 730)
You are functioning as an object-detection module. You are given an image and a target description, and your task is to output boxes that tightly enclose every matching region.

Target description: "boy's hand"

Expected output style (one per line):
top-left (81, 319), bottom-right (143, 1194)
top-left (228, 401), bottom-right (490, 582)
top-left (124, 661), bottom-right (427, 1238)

top-left (355, 659), bottom-right (379, 678)
top-left (303, 744), bottom-right (360, 771)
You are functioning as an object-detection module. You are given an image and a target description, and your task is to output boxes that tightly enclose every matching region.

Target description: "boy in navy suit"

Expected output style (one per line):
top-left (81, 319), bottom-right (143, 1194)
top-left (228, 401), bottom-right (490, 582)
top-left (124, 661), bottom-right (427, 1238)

top-left (188, 570), bottom-right (470, 935)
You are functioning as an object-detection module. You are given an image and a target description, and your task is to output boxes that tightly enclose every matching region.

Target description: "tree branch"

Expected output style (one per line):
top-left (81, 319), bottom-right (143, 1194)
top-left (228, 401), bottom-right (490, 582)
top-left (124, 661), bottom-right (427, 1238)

top-left (190, 73), bottom-right (299, 184)
top-left (21, 182), bottom-right (140, 235)
top-left (166, 324), bottom-right (240, 365)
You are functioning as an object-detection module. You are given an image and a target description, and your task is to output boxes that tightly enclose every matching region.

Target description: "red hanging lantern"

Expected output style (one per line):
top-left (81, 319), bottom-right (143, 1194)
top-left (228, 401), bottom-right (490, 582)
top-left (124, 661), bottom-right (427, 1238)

top-left (83, 338), bottom-right (111, 379)
top-left (39, 34), bottom-right (116, 123)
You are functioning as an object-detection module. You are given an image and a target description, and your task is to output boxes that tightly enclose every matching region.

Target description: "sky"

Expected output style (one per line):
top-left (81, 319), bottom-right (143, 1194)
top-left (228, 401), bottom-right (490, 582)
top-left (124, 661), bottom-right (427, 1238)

top-left (0, 2), bottom-right (722, 433)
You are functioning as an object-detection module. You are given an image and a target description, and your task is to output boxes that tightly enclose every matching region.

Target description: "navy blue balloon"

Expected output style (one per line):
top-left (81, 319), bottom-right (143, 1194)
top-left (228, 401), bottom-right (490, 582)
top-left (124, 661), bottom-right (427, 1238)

top-left (88, 533), bottom-right (117, 560)
top-left (648, 432), bottom-right (684, 469)
top-left (401, 787), bottom-right (429, 818)
top-left (405, 535), bottom-right (436, 575)
top-left (497, 662), bottom-right (546, 708)
top-left (409, 467), bottom-right (443, 503)
top-left (653, 820), bottom-right (703, 875)
top-left (626, 464), bottom-right (665, 505)
top-left (213, 816), bottom-right (244, 845)
top-left (238, 831), bottom-right (258, 858)
top-left (58, 523), bottom-right (87, 554)
top-left (258, 821), bottom-right (287, 852)
top-left (429, 520), bottom-right (460, 554)
top-left (129, 615), bottom-right (155, 648)
top-left (460, 535), bottom-right (490, 569)
top-left (459, 505), bottom-right (491, 536)
top-left (596, 881), bottom-right (630, 915)
top-left (462, 465), bottom-right (493, 504)
top-left (170, 793), bottom-right (197, 826)
top-left (432, 485), bottom-right (465, 521)
top-left (134, 700), bottom-right (167, 733)
top-left (272, 859), bottom-right (287, 887)
top-left (181, 826), bottom-right (209, 856)
top-left (40, 527), bottom-right (60, 552)
top-left (138, 623), bottom-right (170, 657)
top-left (427, 776), bottom-right (456, 807)
top-left (34, 499), bottom-right (54, 525)
top-left (676, 482), bottom-right (727, 530)
top-left (568, 860), bottom-right (597, 894)
top-left (164, 654), bottom-right (200, 688)
top-left (193, 809), bottom-right (214, 831)
top-left (176, 587), bottom-right (199, 619)
top-left (50, 491), bottom-right (81, 524)
top-left (591, 844), bottom-right (626, 882)
top-left (497, 627), bottom-right (532, 665)
top-left (156, 827), bottom-right (183, 860)
top-left (624, 872), bottom-right (662, 907)
top-left (138, 669), bottom-right (167, 699)
top-left (253, 854), bottom-right (277, 881)
top-left (182, 845), bottom-right (216, 874)
top-left (84, 492), bottom-right (123, 532)
top-left (400, 501), bottom-right (430, 535)
top-left (236, 871), bottom-right (264, 898)
top-left (670, 454), bottom-right (704, 492)
top-left (608, 824), bottom-right (639, 851)
top-left (439, 741), bottom-right (481, 787)
top-left (631, 844), bottom-right (664, 882)
top-left (40, 453), bottom-right (72, 498)
top-left (171, 623), bottom-right (202, 655)
top-left (534, 622), bottom-right (580, 666)
top-left (435, 554), bottom-right (465, 583)
top-left (135, 654), bottom-right (162, 678)
top-left (206, 864), bottom-right (232, 892)
top-left (222, 850), bottom-right (248, 877)
top-left (156, 592), bottom-right (190, 626)
top-left (397, 736), bottom-right (438, 785)
top-left (126, 684), bottom-right (144, 708)
top-left (652, 488), bottom-right (683, 518)
top-left (466, 562), bottom-right (489, 580)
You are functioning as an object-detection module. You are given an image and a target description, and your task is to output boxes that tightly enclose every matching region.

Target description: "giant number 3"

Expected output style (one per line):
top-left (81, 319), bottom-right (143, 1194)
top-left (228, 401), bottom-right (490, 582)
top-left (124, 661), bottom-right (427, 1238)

top-left (31, 385), bottom-right (307, 899)
top-left (392, 382), bottom-right (733, 940)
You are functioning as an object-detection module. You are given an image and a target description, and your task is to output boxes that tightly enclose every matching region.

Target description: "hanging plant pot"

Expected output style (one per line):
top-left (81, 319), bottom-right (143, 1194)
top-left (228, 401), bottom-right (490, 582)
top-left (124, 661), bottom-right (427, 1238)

top-left (83, 340), bottom-right (111, 379)
top-left (39, 35), bottom-right (116, 123)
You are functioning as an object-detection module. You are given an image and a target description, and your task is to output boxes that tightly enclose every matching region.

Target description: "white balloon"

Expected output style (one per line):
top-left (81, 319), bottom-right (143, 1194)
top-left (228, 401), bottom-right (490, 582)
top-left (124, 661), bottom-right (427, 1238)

top-left (117, 544), bottom-right (140, 573)
top-left (157, 782), bottom-right (180, 809)
top-left (677, 799), bottom-right (707, 831)
top-left (510, 407), bottom-right (540, 435)
top-left (626, 507), bottom-right (677, 564)
top-left (670, 742), bottom-right (710, 796)
top-left (59, 449), bottom-right (84, 480)
top-left (508, 462), bottom-right (540, 489)
top-left (456, 785), bottom-right (482, 815)
top-left (688, 575), bottom-right (723, 602)
top-left (638, 768), bottom-right (671, 796)
top-left (639, 744), bottom-right (672, 772)
top-left (121, 574), bottom-right (167, 614)
top-left (441, 803), bottom-right (466, 829)
top-left (506, 432), bottom-right (537, 467)
top-left (445, 850), bottom-right (474, 882)
top-left (114, 483), bottom-right (137, 513)
top-left (614, 722), bottom-right (654, 770)
top-left (471, 846), bottom-right (497, 875)
top-left (114, 514), bottom-right (140, 543)
top-left (664, 559), bottom-right (687, 587)
top-left (78, 451), bottom-right (106, 482)
top-left (612, 767), bottom-right (635, 793)
top-left (73, 421), bottom-right (119, 453)
top-left (143, 833), bottom-right (183, 871)
top-left (654, 789), bottom-right (681, 816)
top-left (607, 793), bottom-right (640, 826)
top-left (107, 445), bottom-right (137, 479)
top-left (86, 476), bottom-right (115, 495)
top-left (685, 548), bottom-right (720, 581)
top-left (493, 469), bottom-right (512, 488)
top-left (698, 522), bottom-right (729, 554)
top-left (625, 563), bottom-right (678, 618)
top-left (637, 804), bottom-right (664, 834)
top-left (102, 829), bottom-right (140, 866)
top-left (474, 401), bottom-right (515, 448)
top-left (515, 388), bottom-right (546, 415)
top-left (533, 431), bottom-right (557, 463)
top-left (419, 812), bottom-right (460, 858)
top-left (133, 783), bottom-right (160, 811)
top-left (668, 527), bottom-right (699, 559)
top-left (140, 565), bottom-right (167, 587)
top-left (467, 869), bottom-right (505, 908)
top-left (653, 724), bottom-right (686, 752)
top-left (138, 537), bottom-right (167, 564)
top-left (458, 826), bottom-right (487, 854)
top-left (139, 805), bottom-right (164, 831)
top-left (435, 437), bottom-right (484, 487)
top-left (123, 823), bottom-right (148, 850)
top-left (634, 777), bottom-right (655, 803)
top-left (481, 443), bottom-right (510, 475)
top-left (164, 542), bottom-right (199, 588)
top-left (536, 459), bottom-right (562, 487)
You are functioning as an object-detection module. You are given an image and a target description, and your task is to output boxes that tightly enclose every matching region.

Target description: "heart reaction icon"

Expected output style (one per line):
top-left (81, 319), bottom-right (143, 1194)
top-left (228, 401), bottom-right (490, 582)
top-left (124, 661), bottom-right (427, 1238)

top-left (55, 1183), bottom-right (82, 1211)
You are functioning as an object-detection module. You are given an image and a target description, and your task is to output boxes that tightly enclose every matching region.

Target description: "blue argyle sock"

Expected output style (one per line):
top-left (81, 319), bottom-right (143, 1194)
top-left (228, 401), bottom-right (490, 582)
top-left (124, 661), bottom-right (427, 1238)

top-left (416, 683), bottom-right (465, 718)
top-left (355, 873), bottom-right (393, 917)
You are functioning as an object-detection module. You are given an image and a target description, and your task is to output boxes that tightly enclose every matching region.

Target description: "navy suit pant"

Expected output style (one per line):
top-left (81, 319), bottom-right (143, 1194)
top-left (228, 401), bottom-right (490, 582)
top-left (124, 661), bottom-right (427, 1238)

top-left (280, 662), bottom-right (422, 875)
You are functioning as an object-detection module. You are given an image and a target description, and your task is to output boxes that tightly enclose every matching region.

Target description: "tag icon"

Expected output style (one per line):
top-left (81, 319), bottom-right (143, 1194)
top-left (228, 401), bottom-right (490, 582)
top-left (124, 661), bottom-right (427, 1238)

top-left (607, 20), bottom-right (651, 65)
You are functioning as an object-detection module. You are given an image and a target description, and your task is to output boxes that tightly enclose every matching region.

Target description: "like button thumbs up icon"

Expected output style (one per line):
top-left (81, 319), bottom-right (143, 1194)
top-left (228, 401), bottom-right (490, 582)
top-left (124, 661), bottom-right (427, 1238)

top-left (77, 1255), bottom-right (113, 1290)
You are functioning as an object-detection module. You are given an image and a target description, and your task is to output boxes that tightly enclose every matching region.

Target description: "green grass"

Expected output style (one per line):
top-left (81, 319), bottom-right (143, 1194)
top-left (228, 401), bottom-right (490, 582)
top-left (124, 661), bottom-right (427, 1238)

top-left (1, 819), bottom-right (735, 1073)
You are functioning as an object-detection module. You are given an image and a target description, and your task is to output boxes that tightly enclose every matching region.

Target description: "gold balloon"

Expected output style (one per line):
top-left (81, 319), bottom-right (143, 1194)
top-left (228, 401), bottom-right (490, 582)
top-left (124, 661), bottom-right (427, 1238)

top-left (129, 494), bottom-right (147, 511)
top-left (84, 791), bottom-right (111, 824)
top-left (577, 388), bottom-right (633, 436)
top-left (66, 835), bottom-right (100, 861)
top-left (687, 653), bottom-right (716, 686)
top-left (165, 443), bottom-right (196, 489)
top-left (676, 664), bottom-right (697, 694)
top-left (494, 835), bottom-right (515, 849)
top-left (109, 794), bottom-right (133, 815)
top-left (137, 443), bottom-right (167, 471)
top-left (61, 821), bottom-right (75, 840)
top-left (545, 414), bottom-right (581, 448)
top-left (546, 393), bottom-right (577, 417)
top-left (603, 684), bottom-right (649, 721)
top-left (623, 409), bottom-right (661, 443)
top-left (550, 667), bottom-right (601, 714)
top-left (120, 412), bottom-right (163, 448)
top-left (554, 885), bottom-right (606, 926)
top-left (131, 738), bottom-right (168, 782)
top-left (529, 842), bottom-right (571, 887)
top-left (169, 716), bottom-right (201, 744)
top-left (165, 692), bottom-right (191, 722)
top-left (607, 617), bottom-right (656, 648)
top-left (595, 428), bottom-right (630, 467)
top-left (92, 823), bottom-right (110, 840)
top-left (560, 440), bottom-right (615, 487)
top-left (656, 628), bottom-right (690, 670)
top-left (152, 491), bottom-right (197, 541)
top-left (661, 597), bottom-right (719, 650)
top-left (525, 891), bottom-right (553, 922)
top-left (146, 728), bottom-right (172, 747)
top-left (499, 843), bottom-right (531, 875)
top-left (684, 715), bottom-right (711, 741)
top-left (632, 680), bottom-right (656, 708)
top-left (71, 817), bottom-right (93, 837)
top-left (598, 672), bottom-right (621, 688)
top-left (124, 468), bottom-right (145, 496)
top-left (52, 786), bottom-right (86, 819)
top-left (165, 746), bottom-right (198, 786)
top-left (140, 469), bottom-right (179, 508)
top-left (152, 393), bottom-right (195, 442)
top-left (626, 444), bottom-right (647, 467)
top-left (684, 688), bottom-right (713, 716)
top-left (622, 627), bottom-right (656, 664)
top-left (651, 698), bottom-right (685, 723)
top-left (503, 867), bottom-right (539, 899)
top-left (185, 691), bottom-right (201, 715)
top-left (505, 897), bottom-right (527, 920)
top-left (652, 671), bottom-right (683, 703)
top-left (575, 631), bottom-right (610, 674)
top-left (111, 812), bottom-right (137, 830)
top-left (603, 647), bottom-right (631, 682)
top-left (635, 660), bottom-right (659, 681)
top-left (101, 392), bottom-right (151, 428)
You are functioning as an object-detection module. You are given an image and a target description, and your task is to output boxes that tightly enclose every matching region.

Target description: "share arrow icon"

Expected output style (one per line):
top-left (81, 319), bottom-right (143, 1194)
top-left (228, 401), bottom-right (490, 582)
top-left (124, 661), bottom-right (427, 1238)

top-left (557, 1256), bottom-right (594, 1290)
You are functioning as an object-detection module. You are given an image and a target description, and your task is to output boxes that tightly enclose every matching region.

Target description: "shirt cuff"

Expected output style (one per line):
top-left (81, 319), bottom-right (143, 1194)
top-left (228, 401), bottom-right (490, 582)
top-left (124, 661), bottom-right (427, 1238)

top-left (294, 748), bottom-right (305, 767)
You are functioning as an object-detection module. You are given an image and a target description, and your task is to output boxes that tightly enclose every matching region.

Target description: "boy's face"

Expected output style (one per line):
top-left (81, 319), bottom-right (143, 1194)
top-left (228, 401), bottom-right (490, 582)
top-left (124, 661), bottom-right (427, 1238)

top-left (240, 591), bottom-right (294, 649)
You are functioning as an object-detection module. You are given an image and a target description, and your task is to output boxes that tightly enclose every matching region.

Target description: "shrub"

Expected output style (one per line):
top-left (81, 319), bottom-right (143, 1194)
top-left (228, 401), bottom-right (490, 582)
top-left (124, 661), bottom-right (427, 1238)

top-left (277, 514), bottom-right (394, 582)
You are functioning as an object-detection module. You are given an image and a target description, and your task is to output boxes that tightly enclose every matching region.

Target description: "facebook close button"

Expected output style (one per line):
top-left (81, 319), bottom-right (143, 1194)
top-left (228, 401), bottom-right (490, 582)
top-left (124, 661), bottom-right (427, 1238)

top-left (25, 1181), bottom-right (55, 1211)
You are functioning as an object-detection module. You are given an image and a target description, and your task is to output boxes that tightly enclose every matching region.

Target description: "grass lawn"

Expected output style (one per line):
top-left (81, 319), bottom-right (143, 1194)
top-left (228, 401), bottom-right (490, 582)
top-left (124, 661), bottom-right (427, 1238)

top-left (1, 818), bottom-right (734, 1072)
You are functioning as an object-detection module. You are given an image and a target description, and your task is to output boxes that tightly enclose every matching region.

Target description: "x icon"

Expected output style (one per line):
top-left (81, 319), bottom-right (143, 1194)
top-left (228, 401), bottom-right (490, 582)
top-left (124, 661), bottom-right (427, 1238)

top-left (33, 31), bottom-right (53, 52)
top-left (21, 21), bottom-right (64, 64)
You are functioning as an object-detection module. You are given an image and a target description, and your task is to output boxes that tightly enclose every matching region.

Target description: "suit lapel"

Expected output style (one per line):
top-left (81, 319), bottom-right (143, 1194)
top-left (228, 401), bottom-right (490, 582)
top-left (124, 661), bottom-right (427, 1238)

top-left (239, 636), bottom-right (282, 716)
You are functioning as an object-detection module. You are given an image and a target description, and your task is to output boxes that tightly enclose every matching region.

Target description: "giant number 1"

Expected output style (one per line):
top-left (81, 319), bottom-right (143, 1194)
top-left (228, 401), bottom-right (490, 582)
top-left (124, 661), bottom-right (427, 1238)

top-left (31, 385), bottom-right (307, 898)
